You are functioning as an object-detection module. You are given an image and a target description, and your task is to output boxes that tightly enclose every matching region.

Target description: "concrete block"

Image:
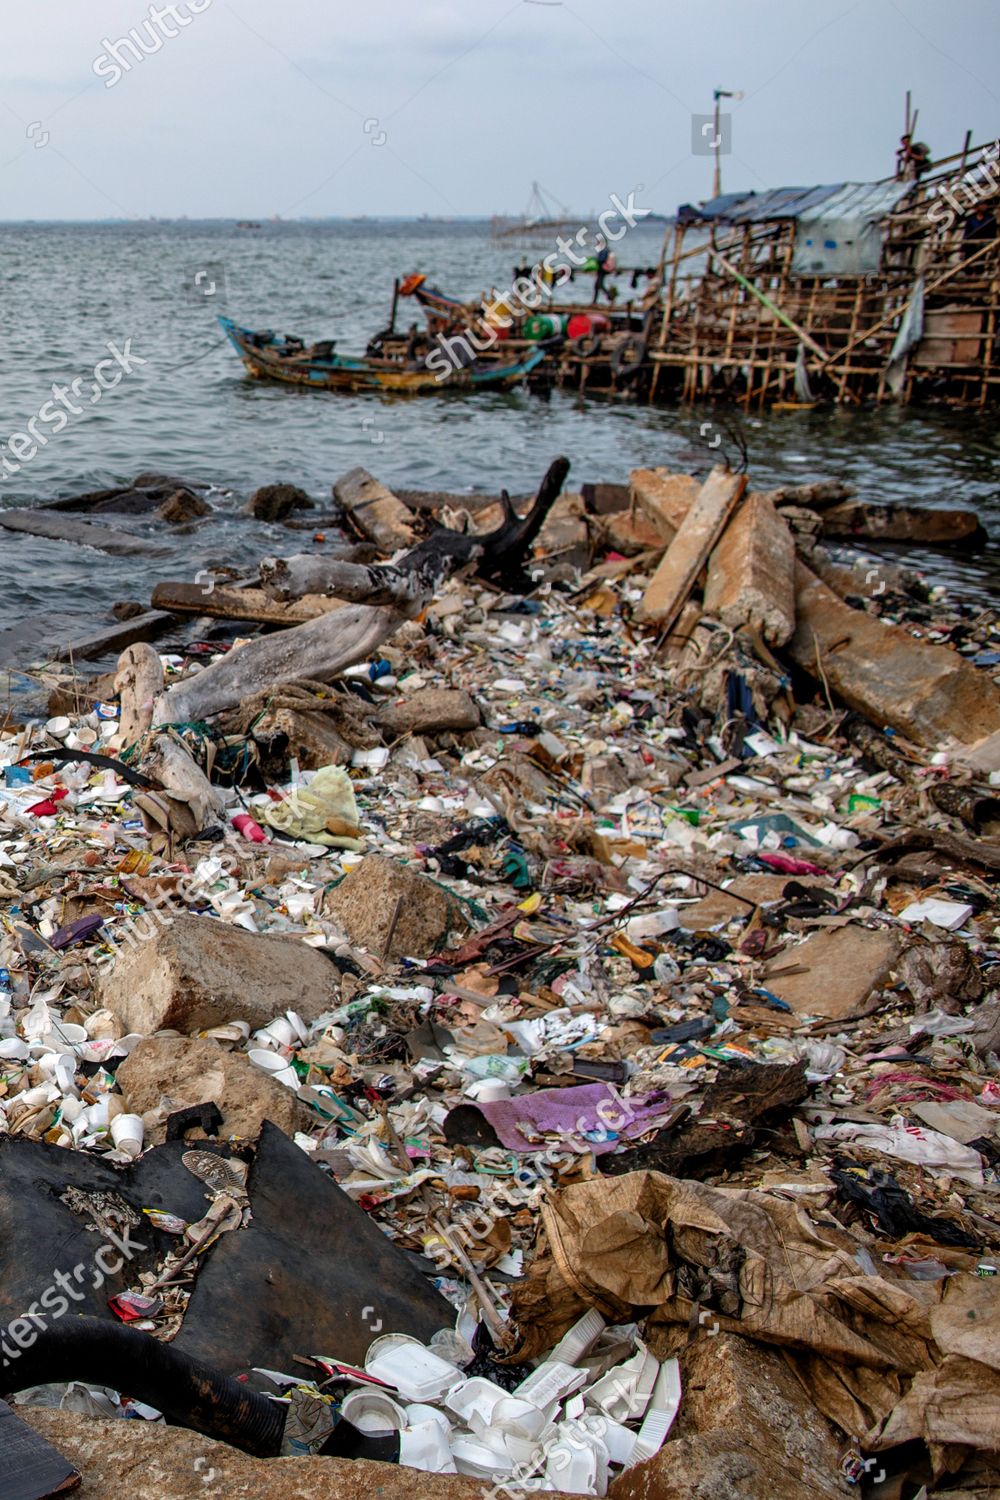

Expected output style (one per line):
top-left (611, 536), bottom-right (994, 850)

top-left (638, 468), bottom-right (746, 628)
top-left (629, 469), bottom-right (700, 544)
top-left (98, 916), bottom-right (339, 1035)
top-left (704, 493), bottom-right (796, 644)
top-left (333, 467), bottom-right (416, 553)
top-left (117, 1035), bottom-right (309, 1142)
top-left (325, 854), bottom-right (469, 958)
top-left (789, 562), bottom-right (1000, 749)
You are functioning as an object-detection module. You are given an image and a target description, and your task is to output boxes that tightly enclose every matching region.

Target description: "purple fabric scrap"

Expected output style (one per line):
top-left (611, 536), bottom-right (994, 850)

top-left (475, 1082), bottom-right (672, 1155)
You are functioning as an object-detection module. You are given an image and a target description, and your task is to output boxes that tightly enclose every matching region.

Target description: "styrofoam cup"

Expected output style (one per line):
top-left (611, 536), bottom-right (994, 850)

top-left (248, 1048), bottom-right (285, 1073)
top-left (110, 1113), bottom-right (144, 1157)
top-left (341, 1389), bottom-right (406, 1434)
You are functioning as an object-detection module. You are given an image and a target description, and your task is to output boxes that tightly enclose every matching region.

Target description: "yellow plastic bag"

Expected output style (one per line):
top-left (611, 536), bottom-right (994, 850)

top-left (263, 765), bottom-right (363, 849)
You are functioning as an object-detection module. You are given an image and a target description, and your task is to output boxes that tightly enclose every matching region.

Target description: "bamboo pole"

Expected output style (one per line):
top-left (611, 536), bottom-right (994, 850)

top-left (821, 237), bottom-right (997, 370)
top-left (712, 250), bottom-right (828, 359)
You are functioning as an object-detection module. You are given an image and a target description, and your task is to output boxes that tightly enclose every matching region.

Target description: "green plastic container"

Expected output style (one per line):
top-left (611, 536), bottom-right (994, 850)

top-left (523, 313), bottom-right (566, 341)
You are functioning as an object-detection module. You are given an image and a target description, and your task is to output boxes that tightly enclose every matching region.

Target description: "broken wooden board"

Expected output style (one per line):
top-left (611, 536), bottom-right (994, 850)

top-left (763, 926), bottom-right (902, 1020)
top-left (0, 610), bottom-right (174, 669)
top-left (637, 467), bottom-right (747, 629)
top-left (580, 481), bottom-right (630, 516)
top-left (815, 501), bottom-right (983, 546)
top-left (151, 583), bottom-right (344, 626)
top-left (789, 562), bottom-right (1000, 749)
top-left (628, 468), bottom-right (700, 545)
top-left (333, 468), bottom-right (416, 552)
top-left (704, 492), bottom-right (796, 645)
top-left (0, 509), bottom-right (166, 558)
top-left (55, 610), bottom-right (175, 664)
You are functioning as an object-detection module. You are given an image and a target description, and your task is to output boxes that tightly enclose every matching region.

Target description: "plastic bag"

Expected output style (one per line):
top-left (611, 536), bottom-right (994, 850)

top-left (264, 766), bottom-right (363, 849)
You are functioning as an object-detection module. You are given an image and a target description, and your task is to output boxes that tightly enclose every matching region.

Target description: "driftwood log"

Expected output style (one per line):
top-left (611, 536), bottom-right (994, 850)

top-left (115, 643), bottom-right (164, 747)
top-left (152, 458), bottom-right (570, 727)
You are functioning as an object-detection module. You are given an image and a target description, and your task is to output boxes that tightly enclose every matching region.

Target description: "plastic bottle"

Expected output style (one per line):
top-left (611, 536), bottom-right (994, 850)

top-left (232, 812), bottom-right (269, 844)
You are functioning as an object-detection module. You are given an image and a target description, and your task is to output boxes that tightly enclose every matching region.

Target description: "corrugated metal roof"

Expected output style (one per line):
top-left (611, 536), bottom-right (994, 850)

top-left (796, 180), bottom-right (914, 222)
top-left (681, 180), bottom-right (913, 225)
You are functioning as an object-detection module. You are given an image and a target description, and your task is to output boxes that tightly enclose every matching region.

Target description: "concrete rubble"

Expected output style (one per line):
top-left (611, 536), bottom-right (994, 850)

top-left (1, 455), bottom-right (998, 1497)
top-left (703, 492), bottom-right (796, 646)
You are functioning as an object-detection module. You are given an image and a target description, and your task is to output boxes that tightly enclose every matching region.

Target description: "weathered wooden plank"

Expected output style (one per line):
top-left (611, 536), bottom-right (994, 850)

top-left (0, 609), bottom-right (173, 668)
top-left (53, 611), bottom-right (174, 663)
top-left (788, 561), bottom-right (1000, 749)
top-left (0, 509), bottom-right (166, 558)
top-left (333, 468), bottom-right (417, 552)
top-left (151, 583), bottom-right (343, 626)
top-left (637, 467), bottom-right (747, 629)
top-left (816, 501), bottom-right (983, 546)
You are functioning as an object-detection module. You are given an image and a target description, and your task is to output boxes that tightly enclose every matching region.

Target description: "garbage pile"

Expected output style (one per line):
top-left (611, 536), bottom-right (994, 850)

top-left (1, 457), bottom-right (999, 1499)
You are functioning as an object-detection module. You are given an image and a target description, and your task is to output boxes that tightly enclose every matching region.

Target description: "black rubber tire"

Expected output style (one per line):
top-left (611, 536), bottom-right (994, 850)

top-left (612, 333), bottom-right (648, 383)
top-left (1, 1317), bottom-right (286, 1457)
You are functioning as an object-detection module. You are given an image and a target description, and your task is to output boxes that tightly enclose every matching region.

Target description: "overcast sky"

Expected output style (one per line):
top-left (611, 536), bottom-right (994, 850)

top-left (2, 0), bottom-right (997, 220)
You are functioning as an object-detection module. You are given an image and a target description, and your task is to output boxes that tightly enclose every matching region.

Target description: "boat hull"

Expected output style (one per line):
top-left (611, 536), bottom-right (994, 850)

top-left (219, 318), bottom-right (544, 393)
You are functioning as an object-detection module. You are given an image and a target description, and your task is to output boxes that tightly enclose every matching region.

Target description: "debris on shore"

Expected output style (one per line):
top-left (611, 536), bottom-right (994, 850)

top-left (1, 457), bottom-right (998, 1498)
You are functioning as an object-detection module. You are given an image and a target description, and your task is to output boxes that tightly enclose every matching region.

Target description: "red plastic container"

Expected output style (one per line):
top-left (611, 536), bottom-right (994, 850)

top-left (567, 313), bottom-right (611, 341)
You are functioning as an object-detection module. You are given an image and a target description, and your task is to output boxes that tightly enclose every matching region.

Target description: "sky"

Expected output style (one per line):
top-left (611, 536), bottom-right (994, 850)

top-left (1, 0), bottom-right (997, 220)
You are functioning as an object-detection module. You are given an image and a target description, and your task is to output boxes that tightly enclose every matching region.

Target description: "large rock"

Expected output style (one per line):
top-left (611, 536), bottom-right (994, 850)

top-left (98, 916), bottom-right (338, 1035)
top-left (612, 1334), bottom-right (846, 1500)
top-left (377, 687), bottom-right (480, 739)
top-left (22, 1409), bottom-right (566, 1500)
top-left (325, 855), bottom-right (468, 958)
top-left (246, 484), bottom-right (314, 521)
top-left (157, 489), bottom-right (212, 524)
top-left (116, 1035), bottom-right (309, 1141)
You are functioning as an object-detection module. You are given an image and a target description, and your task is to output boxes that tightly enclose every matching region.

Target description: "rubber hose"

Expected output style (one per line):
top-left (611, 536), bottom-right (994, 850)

top-left (1, 1317), bottom-right (286, 1458)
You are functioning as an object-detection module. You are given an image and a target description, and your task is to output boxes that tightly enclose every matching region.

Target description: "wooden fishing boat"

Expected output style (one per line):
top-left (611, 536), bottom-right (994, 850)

top-left (219, 317), bottom-right (546, 394)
